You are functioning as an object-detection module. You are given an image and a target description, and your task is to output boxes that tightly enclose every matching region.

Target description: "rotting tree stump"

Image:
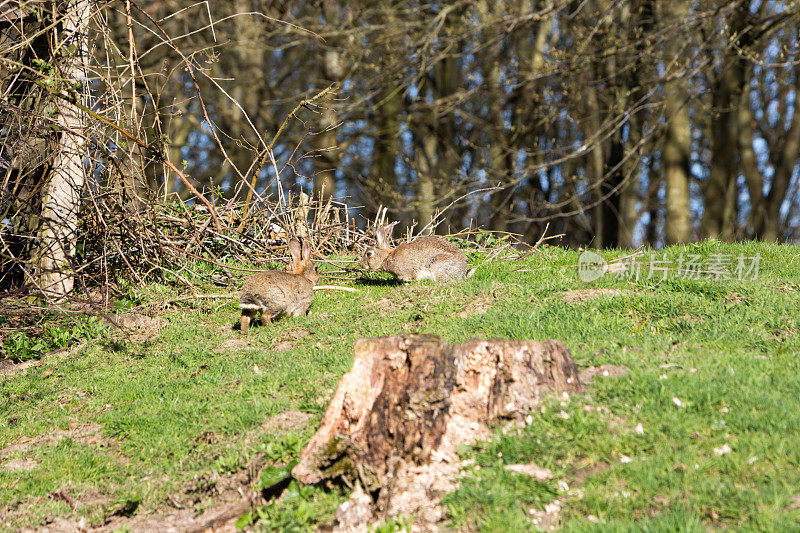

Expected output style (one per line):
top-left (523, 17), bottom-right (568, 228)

top-left (292, 335), bottom-right (582, 527)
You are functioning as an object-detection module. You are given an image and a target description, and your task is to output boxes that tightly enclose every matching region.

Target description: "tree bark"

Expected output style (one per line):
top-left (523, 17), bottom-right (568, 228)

top-left (700, 3), bottom-right (755, 241)
top-left (761, 71), bottom-right (800, 240)
top-left (484, 1), bottom-right (512, 234)
top-left (293, 334), bottom-right (581, 525)
top-left (313, 0), bottom-right (344, 204)
top-left (35, 0), bottom-right (91, 298)
top-left (414, 123), bottom-right (437, 231)
top-left (370, 84), bottom-right (402, 218)
top-left (662, 1), bottom-right (693, 244)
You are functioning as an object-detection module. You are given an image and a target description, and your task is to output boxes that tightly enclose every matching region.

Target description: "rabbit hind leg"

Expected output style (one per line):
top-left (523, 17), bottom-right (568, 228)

top-left (240, 306), bottom-right (259, 333)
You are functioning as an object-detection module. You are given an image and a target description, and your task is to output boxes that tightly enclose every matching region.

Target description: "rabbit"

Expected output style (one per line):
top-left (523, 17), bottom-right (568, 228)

top-left (359, 222), bottom-right (472, 282)
top-left (239, 238), bottom-right (320, 332)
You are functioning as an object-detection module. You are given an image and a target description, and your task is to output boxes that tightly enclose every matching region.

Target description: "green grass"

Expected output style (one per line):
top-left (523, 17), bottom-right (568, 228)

top-left (1, 240), bottom-right (799, 531)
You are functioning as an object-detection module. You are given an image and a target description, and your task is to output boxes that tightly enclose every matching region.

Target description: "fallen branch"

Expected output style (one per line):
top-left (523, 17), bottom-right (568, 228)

top-left (312, 285), bottom-right (359, 293)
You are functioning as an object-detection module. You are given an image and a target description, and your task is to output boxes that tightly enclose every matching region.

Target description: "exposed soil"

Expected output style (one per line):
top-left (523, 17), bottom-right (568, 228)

top-left (3, 410), bottom-right (314, 533)
top-left (578, 364), bottom-right (629, 384)
top-left (504, 462), bottom-right (553, 481)
top-left (558, 288), bottom-right (628, 304)
top-left (1, 457), bottom-right (40, 472)
top-left (789, 493), bottom-right (800, 511)
top-left (271, 328), bottom-right (312, 352)
top-left (371, 296), bottom-right (413, 317)
top-left (0, 422), bottom-right (110, 459)
top-left (458, 294), bottom-right (493, 318)
top-left (258, 409), bottom-right (313, 434)
top-left (571, 461), bottom-right (612, 485)
top-left (112, 313), bottom-right (169, 343)
top-left (112, 313), bottom-right (168, 333)
top-left (215, 337), bottom-right (251, 352)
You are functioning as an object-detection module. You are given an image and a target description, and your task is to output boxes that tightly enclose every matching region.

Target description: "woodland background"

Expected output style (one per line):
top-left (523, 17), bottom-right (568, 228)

top-left (1, 0), bottom-right (799, 297)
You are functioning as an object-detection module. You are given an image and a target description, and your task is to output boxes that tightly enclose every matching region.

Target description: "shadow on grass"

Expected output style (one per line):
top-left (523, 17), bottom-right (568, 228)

top-left (354, 276), bottom-right (403, 287)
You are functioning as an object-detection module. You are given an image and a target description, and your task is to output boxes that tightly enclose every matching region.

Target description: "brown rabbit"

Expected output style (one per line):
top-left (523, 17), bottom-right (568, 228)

top-left (360, 222), bottom-right (471, 282)
top-left (239, 238), bottom-right (319, 332)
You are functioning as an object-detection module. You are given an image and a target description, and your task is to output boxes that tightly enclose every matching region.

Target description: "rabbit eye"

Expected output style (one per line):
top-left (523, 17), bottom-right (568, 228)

top-left (366, 250), bottom-right (374, 257)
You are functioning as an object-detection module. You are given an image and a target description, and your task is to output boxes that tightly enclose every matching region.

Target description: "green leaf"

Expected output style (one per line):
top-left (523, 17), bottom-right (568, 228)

top-left (282, 480), bottom-right (302, 501)
top-left (234, 510), bottom-right (255, 530)
top-left (256, 459), bottom-right (298, 491)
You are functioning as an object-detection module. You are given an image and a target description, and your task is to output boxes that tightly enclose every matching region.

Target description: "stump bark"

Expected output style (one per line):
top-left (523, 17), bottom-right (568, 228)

top-left (292, 335), bottom-right (581, 526)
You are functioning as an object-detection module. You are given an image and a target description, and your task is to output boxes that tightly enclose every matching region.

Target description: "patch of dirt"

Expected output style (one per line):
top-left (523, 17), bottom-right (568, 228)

top-left (789, 493), bottom-right (800, 511)
top-left (4, 409), bottom-right (315, 532)
top-left (0, 422), bottom-right (109, 459)
top-left (2, 457), bottom-right (39, 471)
top-left (371, 296), bottom-right (413, 317)
top-left (112, 313), bottom-right (168, 333)
top-left (723, 292), bottom-right (751, 303)
top-left (0, 358), bottom-right (19, 373)
top-left (14, 453), bottom-right (269, 533)
top-left (22, 498), bottom-right (251, 533)
top-left (571, 461), bottom-right (612, 485)
top-left (458, 295), bottom-right (493, 318)
top-left (215, 338), bottom-right (251, 353)
top-left (271, 328), bottom-right (311, 352)
top-left (111, 313), bottom-right (168, 343)
top-left (578, 364), bottom-right (629, 384)
top-left (558, 288), bottom-right (627, 304)
top-left (5, 484), bottom-right (115, 532)
top-left (504, 462), bottom-right (553, 481)
top-left (70, 288), bottom-right (113, 312)
top-left (236, 410), bottom-right (316, 463)
top-left (676, 314), bottom-right (706, 323)
top-left (261, 410), bottom-right (313, 433)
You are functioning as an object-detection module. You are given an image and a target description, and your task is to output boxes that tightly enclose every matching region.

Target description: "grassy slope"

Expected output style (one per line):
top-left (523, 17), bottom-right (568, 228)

top-left (1, 240), bottom-right (799, 531)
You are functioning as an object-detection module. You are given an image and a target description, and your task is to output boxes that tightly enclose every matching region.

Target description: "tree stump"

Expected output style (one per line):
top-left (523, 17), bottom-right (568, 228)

top-left (292, 335), bottom-right (581, 527)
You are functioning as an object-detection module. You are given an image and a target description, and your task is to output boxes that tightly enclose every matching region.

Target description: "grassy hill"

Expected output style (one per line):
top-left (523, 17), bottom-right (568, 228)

top-left (1, 240), bottom-right (799, 531)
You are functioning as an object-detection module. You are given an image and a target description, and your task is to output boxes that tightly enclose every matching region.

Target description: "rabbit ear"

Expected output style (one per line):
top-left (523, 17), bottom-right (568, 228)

top-left (375, 225), bottom-right (386, 248)
top-left (301, 239), bottom-right (311, 263)
top-left (288, 238), bottom-right (302, 267)
top-left (376, 221), bottom-right (398, 248)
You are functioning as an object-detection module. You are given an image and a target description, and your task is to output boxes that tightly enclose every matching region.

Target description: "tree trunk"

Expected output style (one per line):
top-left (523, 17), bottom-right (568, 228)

top-left (313, 0), bottom-right (344, 203)
top-left (414, 124), bottom-right (437, 231)
top-left (618, 0), bottom-right (656, 248)
top-left (231, 0), bottom-right (265, 189)
top-left (662, 1), bottom-right (693, 244)
top-left (293, 334), bottom-right (581, 526)
top-left (433, 51), bottom-right (461, 232)
top-left (700, 3), bottom-right (754, 241)
top-left (516, 0), bottom-right (553, 240)
top-left (369, 85), bottom-right (402, 218)
top-left (586, 80), bottom-right (606, 247)
top-left (701, 67), bottom-right (740, 241)
top-left (761, 72), bottom-right (800, 240)
top-left (663, 94), bottom-right (692, 244)
top-left (35, 0), bottom-right (91, 299)
top-left (483, 1), bottom-right (512, 234)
